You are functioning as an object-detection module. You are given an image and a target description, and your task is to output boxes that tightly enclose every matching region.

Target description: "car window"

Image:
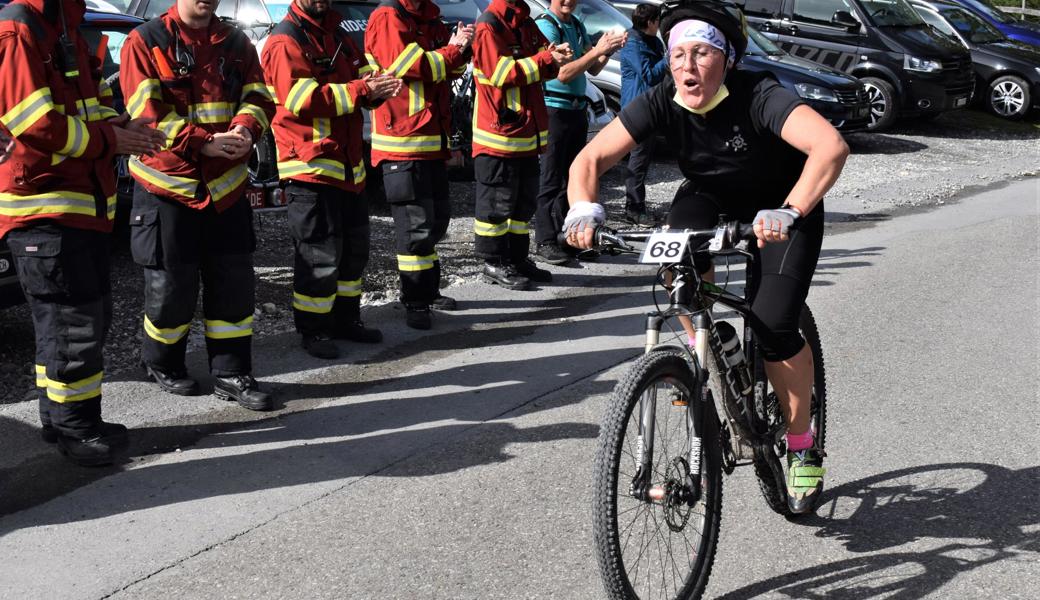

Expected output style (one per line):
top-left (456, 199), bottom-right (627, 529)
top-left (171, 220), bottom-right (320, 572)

top-left (142, 0), bottom-right (165, 19)
top-left (791, 0), bottom-right (858, 27)
top-left (88, 0), bottom-right (132, 12)
top-left (939, 6), bottom-right (1004, 43)
top-left (436, 0), bottom-right (488, 25)
top-left (231, 0), bottom-right (273, 24)
top-left (568, 0), bottom-right (630, 42)
top-left (81, 27), bottom-right (134, 79)
top-left (858, 0), bottom-right (926, 27)
top-left (966, 0), bottom-right (1014, 24)
top-left (747, 25), bottom-right (785, 55)
top-left (917, 8), bottom-right (959, 39)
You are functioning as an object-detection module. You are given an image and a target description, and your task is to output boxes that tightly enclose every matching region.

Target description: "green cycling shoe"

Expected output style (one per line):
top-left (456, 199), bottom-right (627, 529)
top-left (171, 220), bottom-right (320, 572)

top-left (786, 447), bottom-right (826, 514)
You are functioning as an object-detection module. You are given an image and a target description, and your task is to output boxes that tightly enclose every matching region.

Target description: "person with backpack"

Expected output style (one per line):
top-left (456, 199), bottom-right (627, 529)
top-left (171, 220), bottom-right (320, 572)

top-left (262, 0), bottom-right (402, 359)
top-left (121, 0), bottom-right (276, 410)
top-left (364, 0), bottom-right (474, 329)
top-left (470, 0), bottom-right (572, 290)
top-left (532, 0), bottom-right (625, 266)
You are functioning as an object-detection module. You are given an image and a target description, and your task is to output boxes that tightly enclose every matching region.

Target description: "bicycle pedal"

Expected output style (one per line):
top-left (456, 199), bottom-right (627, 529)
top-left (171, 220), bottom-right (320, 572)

top-left (669, 391), bottom-right (688, 406)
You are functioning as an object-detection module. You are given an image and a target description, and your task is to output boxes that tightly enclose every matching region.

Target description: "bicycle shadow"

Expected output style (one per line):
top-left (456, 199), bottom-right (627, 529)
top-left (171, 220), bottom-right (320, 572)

top-left (717, 462), bottom-right (1039, 599)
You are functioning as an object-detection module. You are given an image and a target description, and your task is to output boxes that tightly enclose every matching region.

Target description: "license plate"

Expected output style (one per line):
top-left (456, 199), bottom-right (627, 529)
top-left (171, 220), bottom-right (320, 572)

top-left (639, 231), bottom-right (690, 264)
top-left (245, 186), bottom-right (264, 209)
top-left (955, 96), bottom-right (968, 107)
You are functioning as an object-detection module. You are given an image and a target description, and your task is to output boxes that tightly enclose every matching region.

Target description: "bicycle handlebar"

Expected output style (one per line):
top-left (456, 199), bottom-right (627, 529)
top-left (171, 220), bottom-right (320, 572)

top-left (558, 221), bottom-right (757, 254)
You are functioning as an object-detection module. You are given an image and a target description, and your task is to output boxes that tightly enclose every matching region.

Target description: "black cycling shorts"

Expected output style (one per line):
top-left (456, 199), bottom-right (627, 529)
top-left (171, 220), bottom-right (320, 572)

top-left (666, 183), bottom-right (824, 362)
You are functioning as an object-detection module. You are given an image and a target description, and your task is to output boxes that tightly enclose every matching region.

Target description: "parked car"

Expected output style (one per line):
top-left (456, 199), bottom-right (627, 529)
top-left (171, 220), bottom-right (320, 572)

top-left (734, 0), bottom-right (975, 130)
top-left (945, 0), bottom-right (1040, 47)
top-left (613, 1), bottom-right (871, 131)
top-left (912, 0), bottom-right (1040, 119)
top-left (93, 0), bottom-right (277, 51)
top-left (0, 239), bottom-right (24, 310)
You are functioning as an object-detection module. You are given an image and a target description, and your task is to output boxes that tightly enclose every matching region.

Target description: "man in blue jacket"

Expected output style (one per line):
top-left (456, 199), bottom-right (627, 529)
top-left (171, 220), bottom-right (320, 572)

top-left (619, 3), bottom-right (667, 225)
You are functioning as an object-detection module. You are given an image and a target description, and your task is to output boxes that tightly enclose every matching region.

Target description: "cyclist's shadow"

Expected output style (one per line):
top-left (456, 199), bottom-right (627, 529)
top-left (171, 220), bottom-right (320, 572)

top-left (718, 462), bottom-right (1039, 599)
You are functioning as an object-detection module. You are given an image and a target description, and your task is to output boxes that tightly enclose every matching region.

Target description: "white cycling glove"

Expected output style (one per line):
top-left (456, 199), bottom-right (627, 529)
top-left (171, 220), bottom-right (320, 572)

top-left (562, 201), bottom-right (606, 235)
top-left (753, 205), bottom-right (801, 237)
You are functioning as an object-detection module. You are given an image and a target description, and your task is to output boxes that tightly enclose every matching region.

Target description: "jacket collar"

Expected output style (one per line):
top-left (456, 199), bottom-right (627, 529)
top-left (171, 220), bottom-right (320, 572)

top-left (399, 0), bottom-right (441, 20)
top-left (289, 1), bottom-right (339, 33)
top-left (488, 0), bottom-right (531, 29)
top-left (21, 0), bottom-right (84, 31)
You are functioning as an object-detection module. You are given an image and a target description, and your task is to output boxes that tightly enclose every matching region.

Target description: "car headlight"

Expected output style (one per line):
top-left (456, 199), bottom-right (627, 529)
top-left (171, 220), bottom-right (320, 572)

top-left (904, 55), bottom-right (942, 73)
top-left (1035, 66), bottom-right (1040, 78)
top-left (794, 83), bottom-right (838, 102)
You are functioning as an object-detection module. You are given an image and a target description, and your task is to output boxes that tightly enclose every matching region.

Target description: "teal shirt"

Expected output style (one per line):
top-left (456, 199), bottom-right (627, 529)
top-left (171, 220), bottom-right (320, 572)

top-left (536, 11), bottom-right (590, 109)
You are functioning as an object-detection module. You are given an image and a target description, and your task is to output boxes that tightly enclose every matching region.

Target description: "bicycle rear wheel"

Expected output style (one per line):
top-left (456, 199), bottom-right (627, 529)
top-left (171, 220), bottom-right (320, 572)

top-left (593, 350), bottom-right (723, 600)
top-left (752, 303), bottom-right (828, 516)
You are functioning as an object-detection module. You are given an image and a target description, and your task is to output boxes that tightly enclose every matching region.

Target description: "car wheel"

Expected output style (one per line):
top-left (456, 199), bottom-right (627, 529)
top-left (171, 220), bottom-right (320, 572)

top-left (861, 77), bottom-right (898, 131)
top-left (987, 75), bottom-right (1030, 120)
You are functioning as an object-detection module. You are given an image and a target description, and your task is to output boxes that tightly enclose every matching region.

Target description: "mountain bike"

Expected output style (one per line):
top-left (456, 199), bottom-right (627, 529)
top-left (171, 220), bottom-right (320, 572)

top-left (587, 221), bottom-right (827, 600)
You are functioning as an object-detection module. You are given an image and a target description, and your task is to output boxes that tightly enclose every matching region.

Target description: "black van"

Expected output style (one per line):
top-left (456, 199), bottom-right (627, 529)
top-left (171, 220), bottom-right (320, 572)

top-left (736, 0), bottom-right (975, 129)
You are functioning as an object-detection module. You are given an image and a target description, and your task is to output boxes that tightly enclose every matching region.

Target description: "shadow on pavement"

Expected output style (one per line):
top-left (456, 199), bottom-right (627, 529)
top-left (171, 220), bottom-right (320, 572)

top-left (718, 462), bottom-right (1039, 599)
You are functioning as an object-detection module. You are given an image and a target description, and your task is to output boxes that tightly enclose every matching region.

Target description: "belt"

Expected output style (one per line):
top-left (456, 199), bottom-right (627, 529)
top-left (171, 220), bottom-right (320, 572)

top-left (544, 90), bottom-right (587, 109)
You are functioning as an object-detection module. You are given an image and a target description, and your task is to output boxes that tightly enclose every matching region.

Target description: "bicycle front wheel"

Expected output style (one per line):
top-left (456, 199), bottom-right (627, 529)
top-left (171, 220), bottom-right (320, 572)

top-left (593, 350), bottom-right (723, 600)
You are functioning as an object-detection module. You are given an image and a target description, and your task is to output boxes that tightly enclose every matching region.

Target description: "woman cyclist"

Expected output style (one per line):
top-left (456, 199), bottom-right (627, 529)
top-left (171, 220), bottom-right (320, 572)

top-left (562, 0), bottom-right (848, 513)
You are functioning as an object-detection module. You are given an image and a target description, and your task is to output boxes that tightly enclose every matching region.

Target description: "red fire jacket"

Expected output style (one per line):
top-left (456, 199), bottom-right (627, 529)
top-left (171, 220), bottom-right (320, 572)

top-left (120, 5), bottom-right (274, 211)
top-left (471, 0), bottom-right (557, 158)
top-left (262, 2), bottom-right (376, 192)
top-left (0, 0), bottom-right (120, 239)
top-left (364, 0), bottom-right (469, 165)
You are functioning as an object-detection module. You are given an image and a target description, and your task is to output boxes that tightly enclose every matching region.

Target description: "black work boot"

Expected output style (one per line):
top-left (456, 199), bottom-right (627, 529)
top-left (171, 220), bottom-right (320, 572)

top-left (301, 333), bottom-right (340, 359)
top-left (333, 295), bottom-right (383, 343)
top-left (404, 303), bottom-right (432, 330)
top-left (431, 295), bottom-right (458, 311)
top-left (535, 242), bottom-right (573, 266)
top-left (512, 257), bottom-right (552, 283)
top-left (143, 362), bottom-right (200, 396)
top-left (483, 261), bottom-right (531, 290)
top-left (43, 421), bottom-right (126, 445)
top-left (55, 423), bottom-right (129, 467)
top-left (213, 374), bottom-right (273, 411)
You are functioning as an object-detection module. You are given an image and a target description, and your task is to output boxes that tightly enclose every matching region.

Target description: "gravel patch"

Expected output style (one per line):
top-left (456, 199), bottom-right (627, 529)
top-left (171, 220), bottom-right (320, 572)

top-left (0, 110), bottom-right (1036, 404)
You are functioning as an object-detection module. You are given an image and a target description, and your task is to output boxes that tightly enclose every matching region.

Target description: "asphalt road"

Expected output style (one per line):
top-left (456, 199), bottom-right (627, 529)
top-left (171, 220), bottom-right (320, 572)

top-left (0, 177), bottom-right (1036, 599)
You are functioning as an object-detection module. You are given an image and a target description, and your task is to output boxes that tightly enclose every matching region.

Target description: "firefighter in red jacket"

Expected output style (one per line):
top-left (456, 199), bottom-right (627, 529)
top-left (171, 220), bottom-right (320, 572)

top-left (471, 0), bottom-right (571, 290)
top-left (121, 0), bottom-right (275, 410)
top-left (0, 0), bottom-right (165, 465)
top-left (364, 0), bottom-right (474, 330)
top-left (262, 0), bottom-right (402, 359)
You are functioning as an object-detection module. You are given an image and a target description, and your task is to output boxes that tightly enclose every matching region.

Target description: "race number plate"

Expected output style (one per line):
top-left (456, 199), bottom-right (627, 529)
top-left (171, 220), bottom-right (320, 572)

top-left (639, 231), bottom-right (689, 264)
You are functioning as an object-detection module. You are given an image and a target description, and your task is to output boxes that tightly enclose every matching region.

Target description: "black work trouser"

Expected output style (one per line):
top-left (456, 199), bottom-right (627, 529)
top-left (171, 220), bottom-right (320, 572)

top-left (534, 107), bottom-right (588, 245)
top-left (473, 155), bottom-right (540, 263)
top-left (6, 224), bottom-right (110, 437)
top-left (285, 181), bottom-right (370, 336)
top-left (381, 160), bottom-right (451, 306)
top-left (624, 136), bottom-right (656, 212)
top-left (130, 185), bottom-right (256, 377)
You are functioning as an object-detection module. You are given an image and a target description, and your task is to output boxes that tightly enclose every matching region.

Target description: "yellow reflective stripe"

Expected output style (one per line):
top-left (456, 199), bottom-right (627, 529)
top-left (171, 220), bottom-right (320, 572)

top-left (292, 291), bottom-right (335, 313)
top-left (106, 194), bottom-right (117, 220)
top-left (473, 127), bottom-right (538, 153)
top-left (352, 160), bottom-right (366, 185)
top-left (358, 62), bottom-right (377, 76)
top-left (472, 68), bottom-right (492, 86)
top-left (35, 364), bottom-right (46, 388)
top-left (426, 51), bottom-right (446, 82)
top-left (204, 316), bottom-right (253, 339)
top-left (58, 116), bottom-right (90, 157)
top-left (278, 158), bottom-right (346, 181)
top-left (538, 129), bottom-right (549, 148)
top-left (1, 87), bottom-right (55, 137)
top-left (507, 219), bottom-right (529, 235)
top-left (241, 82), bottom-right (273, 102)
top-left (328, 83), bottom-right (355, 115)
top-left (0, 190), bottom-right (98, 217)
top-left (388, 43), bottom-right (423, 77)
top-left (129, 158), bottom-right (199, 199)
top-left (490, 57), bottom-right (516, 87)
top-left (371, 132), bottom-right (441, 153)
top-left (50, 153), bottom-right (67, 166)
top-left (156, 112), bottom-right (188, 148)
top-left (505, 87), bottom-right (521, 112)
top-left (517, 57), bottom-right (540, 84)
top-left (267, 85), bottom-right (280, 104)
top-left (408, 81), bottom-right (424, 116)
top-left (76, 97), bottom-right (108, 122)
top-left (126, 79), bottom-right (162, 118)
top-left (144, 315), bottom-right (190, 345)
top-left (337, 279), bottom-right (362, 297)
top-left (364, 52), bottom-right (381, 72)
top-left (312, 118), bottom-right (331, 143)
top-left (236, 102), bottom-right (269, 130)
top-left (99, 80), bottom-right (114, 98)
top-left (47, 371), bottom-right (103, 403)
top-left (285, 78), bottom-right (320, 115)
top-left (451, 64), bottom-right (468, 75)
top-left (190, 101), bottom-right (235, 124)
top-left (96, 105), bottom-right (120, 120)
top-left (208, 165), bottom-right (249, 204)
top-left (474, 219), bottom-right (508, 237)
top-left (397, 253), bottom-right (438, 272)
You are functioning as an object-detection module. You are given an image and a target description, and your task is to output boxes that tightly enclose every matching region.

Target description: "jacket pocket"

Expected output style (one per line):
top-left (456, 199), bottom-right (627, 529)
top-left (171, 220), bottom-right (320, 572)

top-left (381, 161), bottom-right (419, 204)
top-left (129, 207), bottom-right (162, 268)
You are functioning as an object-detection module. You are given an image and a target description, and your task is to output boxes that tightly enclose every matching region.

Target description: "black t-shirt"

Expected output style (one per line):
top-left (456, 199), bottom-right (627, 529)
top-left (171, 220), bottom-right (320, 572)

top-left (619, 70), bottom-right (807, 211)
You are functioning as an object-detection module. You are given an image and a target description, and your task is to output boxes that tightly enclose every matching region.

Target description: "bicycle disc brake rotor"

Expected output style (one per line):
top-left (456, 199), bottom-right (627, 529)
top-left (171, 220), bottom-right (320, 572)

top-left (663, 456), bottom-right (694, 532)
